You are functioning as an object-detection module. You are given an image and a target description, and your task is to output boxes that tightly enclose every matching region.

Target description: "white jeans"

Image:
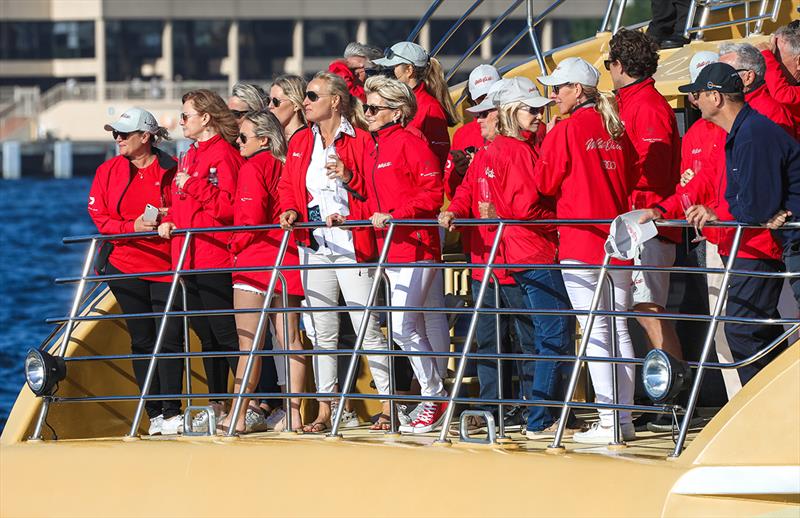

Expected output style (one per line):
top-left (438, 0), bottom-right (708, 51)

top-left (299, 247), bottom-right (390, 398)
top-left (385, 263), bottom-right (447, 397)
top-left (561, 260), bottom-right (635, 426)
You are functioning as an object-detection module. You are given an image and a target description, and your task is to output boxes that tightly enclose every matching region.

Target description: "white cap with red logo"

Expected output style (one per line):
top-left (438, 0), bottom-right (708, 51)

top-left (468, 64), bottom-right (501, 100)
top-left (688, 50), bottom-right (719, 83)
top-left (537, 57), bottom-right (600, 87)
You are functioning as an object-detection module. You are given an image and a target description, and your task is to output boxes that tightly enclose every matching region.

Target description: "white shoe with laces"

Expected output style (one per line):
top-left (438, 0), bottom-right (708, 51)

top-left (245, 408), bottom-right (269, 433)
top-left (400, 402), bottom-right (448, 434)
top-left (339, 409), bottom-right (360, 428)
top-left (160, 415), bottom-right (184, 435)
top-left (573, 421), bottom-right (635, 444)
top-left (191, 409), bottom-right (226, 434)
top-left (148, 414), bottom-right (164, 435)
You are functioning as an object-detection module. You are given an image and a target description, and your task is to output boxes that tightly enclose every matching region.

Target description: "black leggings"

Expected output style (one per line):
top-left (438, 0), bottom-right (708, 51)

top-left (106, 264), bottom-right (184, 419)
top-left (183, 273), bottom-right (240, 400)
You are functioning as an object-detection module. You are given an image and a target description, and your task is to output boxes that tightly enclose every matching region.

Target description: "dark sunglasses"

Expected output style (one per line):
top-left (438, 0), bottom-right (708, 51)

top-left (475, 109), bottom-right (495, 119)
top-left (269, 97), bottom-right (287, 108)
top-left (112, 130), bottom-right (140, 140)
top-left (383, 47), bottom-right (416, 66)
top-left (364, 104), bottom-right (393, 115)
top-left (230, 109), bottom-right (248, 119)
top-left (238, 133), bottom-right (254, 144)
top-left (603, 59), bottom-right (615, 71)
top-left (522, 106), bottom-right (545, 115)
top-left (690, 90), bottom-right (716, 100)
top-left (305, 91), bottom-right (333, 102)
top-left (552, 83), bottom-right (575, 94)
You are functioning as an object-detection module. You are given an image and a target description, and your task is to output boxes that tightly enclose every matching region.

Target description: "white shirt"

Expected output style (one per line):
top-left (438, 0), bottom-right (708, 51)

top-left (306, 116), bottom-right (355, 256)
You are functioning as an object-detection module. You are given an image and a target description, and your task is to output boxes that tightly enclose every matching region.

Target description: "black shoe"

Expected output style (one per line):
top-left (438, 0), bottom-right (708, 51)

top-left (658, 35), bottom-right (690, 49)
top-left (645, 413), bottom-right (675, 433)
top-left (633, 412), bottom-right (659, 432)
top-left (501, 405), bottom-right (528, 431)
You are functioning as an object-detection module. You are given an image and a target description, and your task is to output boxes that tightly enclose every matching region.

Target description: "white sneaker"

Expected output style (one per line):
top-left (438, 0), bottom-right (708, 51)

top-left (573, 421), bottom-right (635, 444)
top-left (160, 415), bottom-right (184, 435)
top-left (148, 415), bottom-right (164, 435)
top-left (339, 409), bottom-right (360, 428)
top-left (245, 408), bottom-right (269, 433)
top-left (397, 405), bottom-right (412, 426)
top-left (265, 408), bottom-right (286, 430)
top-left (191, 409), bottom-right (226, 434)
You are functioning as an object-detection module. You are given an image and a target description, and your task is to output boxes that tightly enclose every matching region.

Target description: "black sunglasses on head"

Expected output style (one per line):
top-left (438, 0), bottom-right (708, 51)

top-left (383, 47), bottom-right (415, 66)
top-left (112, 130), bottom-right (140, 140)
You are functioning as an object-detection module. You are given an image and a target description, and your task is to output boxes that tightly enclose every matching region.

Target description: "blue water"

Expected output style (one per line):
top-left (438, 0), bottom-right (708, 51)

top-left (0, 177), bottom-right (96, 431)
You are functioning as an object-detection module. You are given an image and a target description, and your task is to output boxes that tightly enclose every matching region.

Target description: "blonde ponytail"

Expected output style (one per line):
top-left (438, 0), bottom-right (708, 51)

top-left (422, 57), bottom-right (460, 126)
top-left (349, 94), bottom-right (369, 131)
top-left (583, 86), bottom-right (625, 140)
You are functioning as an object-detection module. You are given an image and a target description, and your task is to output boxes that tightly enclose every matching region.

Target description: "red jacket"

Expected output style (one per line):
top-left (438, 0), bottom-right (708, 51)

top-left (616, 77), bottom-right (682, 243)
top-left (328, 60), bottom-right (366, 103)
top-left (660, 118), bottom-right (782, 261)
top-left (363, 123), bottom-right (443, 262)
top-left (444, 119), bottom-right (484, 199)
top-left (278, 125), bottom-right (378, 263)
top-left (535, 105), bottom-right (640, 265)
top-left (746, 80), bottom-right (797, 139)
top-left (230, 150), bottom-right (303, 296)
top-left (408, 81), bottom-right (451, 170)
top-left (88, 149), bottom-right (176, 282)
top-left (449, 132), bottom-right (557, 279)
top-left (165, 134), bottom-right (244, 270)
top-left (762, 49), bottom-right (800, 132)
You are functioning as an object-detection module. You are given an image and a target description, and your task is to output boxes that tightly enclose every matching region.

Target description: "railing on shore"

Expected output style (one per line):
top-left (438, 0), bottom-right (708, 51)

top-left (28, 218), bottom-right (800, 458)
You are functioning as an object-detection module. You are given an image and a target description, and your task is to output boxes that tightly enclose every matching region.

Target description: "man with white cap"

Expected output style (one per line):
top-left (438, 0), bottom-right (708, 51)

top-left (444, 64), bottom-right (500, 198)
top-left (442, 76), bottom-right (577, 438)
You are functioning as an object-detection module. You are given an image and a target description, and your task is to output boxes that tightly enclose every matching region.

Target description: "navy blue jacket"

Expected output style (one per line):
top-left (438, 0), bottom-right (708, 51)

top-left (725, 104), bottom-right (800, 246)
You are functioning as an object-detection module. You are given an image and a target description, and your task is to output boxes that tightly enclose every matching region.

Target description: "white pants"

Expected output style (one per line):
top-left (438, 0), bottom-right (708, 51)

top-left (299, 248), bottom-right (390, 397)
top-left (385, 264), bottom-right (447, 397)
top-left (562, 260), bottom-right (635, 426)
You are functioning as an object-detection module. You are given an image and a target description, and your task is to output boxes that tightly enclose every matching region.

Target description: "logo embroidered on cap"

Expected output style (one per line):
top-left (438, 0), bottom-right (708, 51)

top-left (473, 76), bottom-right (494, 85)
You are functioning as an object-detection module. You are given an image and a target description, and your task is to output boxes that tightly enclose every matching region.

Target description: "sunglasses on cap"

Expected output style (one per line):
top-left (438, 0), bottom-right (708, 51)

top-left (364, 104), bottom-right (393, 115)
top-left (383, 47), bottom-right (416, 66)
top-left (112, 130), bottom-right (141, 140)
top-left (304, 91), bottom-right (334, 102)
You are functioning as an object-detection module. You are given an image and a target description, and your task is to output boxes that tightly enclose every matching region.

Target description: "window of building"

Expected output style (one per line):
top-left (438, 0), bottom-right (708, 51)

top-left (366, 19), bottom-right (417, 50)
top-left (0, 21), bottom-right (95, 60)
top-left (490, 19), bottom-right (534, 57)
top-left (428, 19), bottom-right (484, 56)
top-left (173, 20), bottom-right (230, 80)
top-left (303, 19), bottom-right (358, 58)
top-left (239, 20), bottom-right (294, 80)
top-left (105, 21), bottom-right (163, 81)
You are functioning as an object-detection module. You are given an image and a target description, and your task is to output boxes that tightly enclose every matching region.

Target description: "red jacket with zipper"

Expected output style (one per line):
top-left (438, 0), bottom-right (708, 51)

top-left (448, 132), bottom-right (557, 280)
top-left (88, 148), bottom-right (176, 282)
top-left (616, 77), bottom-right (682, 244)
top-left (660, 118), bottom-right (782, 261)
top-left (408, 81), bottom-right (451, 170)
top-left (363, 123), bottom-right (443, 262)
top-left (746, 80), bottom-right (797, 140)
top-left (535, 105), bottom-right (640, 265)
top-left (762, 49), bottom-right (800, 132)
top-left (328, 60), bottom-right (366, 103)
top-left (230, 150), bottom-right (303, 296)
top-left (164, 134), bottom-right (244, 270)
top-left (278, 125), bottom-right (378, 262)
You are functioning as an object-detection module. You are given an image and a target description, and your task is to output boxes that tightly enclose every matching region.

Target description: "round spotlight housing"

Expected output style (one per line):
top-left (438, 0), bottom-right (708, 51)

top-left (25, 349), bottom-right (66, 396)
top-left (642, 349), bottom-right (692, 404)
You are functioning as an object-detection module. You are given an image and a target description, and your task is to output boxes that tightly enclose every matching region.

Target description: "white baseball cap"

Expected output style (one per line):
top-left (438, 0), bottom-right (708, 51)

top-left (466, 79), bottom-right (508, 113)
top-left (537, 57), bottom-right (600, 87)
top-left (104, 107), bottom-right (159, 134)
top-left (604, 210), bottom-right (658, 261)
top-left (373, 41), bottom-right (429, 68)
top-left (468, 64), bottom-right (501, 100)
top-left (688, 50), bottom-right (719, 83)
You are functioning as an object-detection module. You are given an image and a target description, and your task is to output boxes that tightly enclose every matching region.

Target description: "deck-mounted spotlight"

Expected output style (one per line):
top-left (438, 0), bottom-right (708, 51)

top-left (25, 349), bottom-right (66, 397)
top-left (642, 349), bottom-right (692, 404)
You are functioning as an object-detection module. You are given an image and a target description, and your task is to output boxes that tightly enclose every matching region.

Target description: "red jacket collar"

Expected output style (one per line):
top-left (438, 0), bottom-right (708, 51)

top-left (413, 81), bottom-right (428, 96)
top-left (371, 122), bottom-right (404, 140)
top-left (745, 80), bottom-right (768, 103)
top-left (615, 76), bottom-right (655, 103)
top-left (196, 133), bottom-right (223, 151)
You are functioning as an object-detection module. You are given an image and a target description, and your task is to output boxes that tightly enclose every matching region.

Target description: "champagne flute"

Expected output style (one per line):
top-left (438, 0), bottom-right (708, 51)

top-left (680, 192), bottom-right (706, 243)
top-left (477, 177), bottom-right (495, 219)
top-left (176, 151), bottom-right (188, 199)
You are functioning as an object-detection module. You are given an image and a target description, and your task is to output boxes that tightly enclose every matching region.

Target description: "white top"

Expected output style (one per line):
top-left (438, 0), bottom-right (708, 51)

top-left (306, 116), bottom-right (355, 256)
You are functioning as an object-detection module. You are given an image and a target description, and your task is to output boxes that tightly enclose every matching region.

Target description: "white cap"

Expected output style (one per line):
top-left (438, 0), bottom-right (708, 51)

top-left (604, 210), bottom-right (658, 261)
top-left (537, 57), bottom-right (600, 87)
top-left (373, 41), bottom-right (429, 68)
top-left (688, 50), bottom-right (719, 83)
top-left (104, 107), bottom-right (159, 134)
top-left (466, 79), bottom-right (508, 113)
top-left (468, 64), bottom-right (501, 100)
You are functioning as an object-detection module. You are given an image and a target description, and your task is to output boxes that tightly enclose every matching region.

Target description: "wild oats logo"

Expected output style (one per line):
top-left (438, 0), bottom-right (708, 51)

top-left (585, 137), bottom-right (622, 151)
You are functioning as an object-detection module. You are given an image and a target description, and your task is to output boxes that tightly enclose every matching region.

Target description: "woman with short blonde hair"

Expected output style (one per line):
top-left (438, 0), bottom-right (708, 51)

top-left (270, 75), bottom-right (308, 142)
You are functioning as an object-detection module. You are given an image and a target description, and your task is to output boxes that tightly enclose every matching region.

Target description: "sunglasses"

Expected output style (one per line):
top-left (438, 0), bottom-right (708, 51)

top-left (603, 59), bottom-right (615, 71)
top-left (522, 106), bottom-right (545, 115)
top-left (552, 83), bottom-right (575, 94)
top-left (384, 47), bottom-right (416, 66)
top-left (112, 130), bottom-right (140, 140)
top-left (238, 133), bottom-right (256, 144)
top-left (475, 109), bottom-right (495, 119)
top-left (269, 97), bottom-right (288, 108)
top-left (304, 91), bottom-right (333, 102)
top-left (690, 90), bottom-right (716, 100)
top-left (364, 104), bottom-right (393, 115)
top-left (230, 109), bottom-right (248, 119)
top-left (180, 112), bottom-right (200, 123)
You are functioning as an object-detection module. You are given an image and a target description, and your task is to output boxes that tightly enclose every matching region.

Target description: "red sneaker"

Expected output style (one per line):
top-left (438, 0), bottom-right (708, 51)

top-left (410, 402), bottom-right (449, 434)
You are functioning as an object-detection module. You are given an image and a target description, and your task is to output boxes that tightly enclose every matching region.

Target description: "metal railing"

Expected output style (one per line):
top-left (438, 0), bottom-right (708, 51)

top-left (29, 219), bottom-right (800, 458)
top-left (684, 0), bottom-right (782, 39)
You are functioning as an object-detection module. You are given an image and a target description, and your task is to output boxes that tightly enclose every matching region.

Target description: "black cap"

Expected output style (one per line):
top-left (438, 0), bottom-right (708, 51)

top-left (678, 62), bottom-right (744, 94)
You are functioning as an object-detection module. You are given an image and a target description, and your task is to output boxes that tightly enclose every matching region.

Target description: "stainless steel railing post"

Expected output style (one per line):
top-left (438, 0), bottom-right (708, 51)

top-left (179, 279), bottom-right (192, 409)
top-left (549, 253), bottom-right (612, 450)
top-left (436, 222), bottom-right (505, 443)
top-left (329, 223), bottom-right (396, 437)
top-left (599, 0), bottom-right (616, 32)
top-left (526, 0), bottom-right (550, 120)
top-left (226, 230), bottom-right (291, 436)
top-left (612, 0), bottom-right (628, 33)
top-left (604, 274), bottom-right (623, 446)
top-left (431, 0), bottom-right (485, 57)
top-left (127, 231), bottom-right (192, 437)
top-left (671, 226), bottom-right (744, 457)
top-left (278, 272), bottom-right (293, 432)
top-left (381, 270), bottom-right (398, 435)
top-left (30, 238), bottom-right (98, 440)
top-left (490, 271), bottom-right (506, 439)
top-left (407, 0), bottom-right (445, 42)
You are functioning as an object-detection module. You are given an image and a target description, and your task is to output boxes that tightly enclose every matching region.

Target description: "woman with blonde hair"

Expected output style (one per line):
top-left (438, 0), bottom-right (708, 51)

top-left (535, 57), bottom-right (640, 444)
top-left (269, 75), bottom-right (308, 143)
top-left (373, 41), bottom-right (458, 169)
top-left (157, 89), bottom-right (244, 432)
top-left (278, 71), bottom-right (389, 433)
top-left (228, 82), bottom-right (268, 121)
